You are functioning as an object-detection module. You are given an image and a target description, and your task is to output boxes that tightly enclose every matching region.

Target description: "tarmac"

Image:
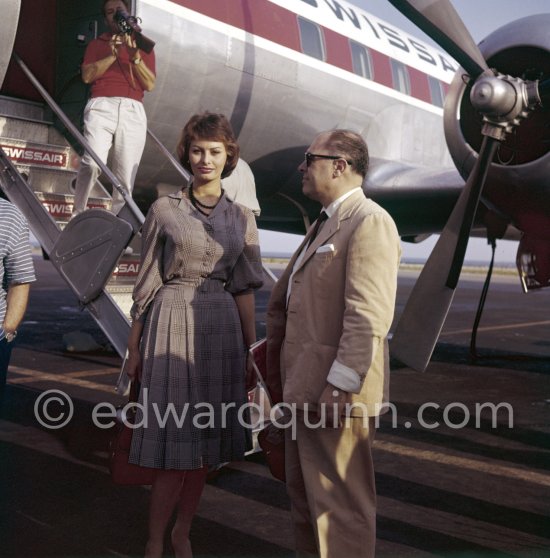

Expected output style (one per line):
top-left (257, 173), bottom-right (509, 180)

top-left (0, 257), bottom-right (549, 557)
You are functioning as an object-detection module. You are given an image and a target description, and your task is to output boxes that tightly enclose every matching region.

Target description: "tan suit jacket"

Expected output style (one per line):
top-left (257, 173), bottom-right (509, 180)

top-left (266, 190), bottom-right (401, 416)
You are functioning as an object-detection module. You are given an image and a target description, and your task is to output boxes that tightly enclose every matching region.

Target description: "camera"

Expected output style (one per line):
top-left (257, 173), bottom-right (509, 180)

top-left (114, 8), bottom-right (155, 53)
top-left (114, 8), bottom-right (141, 35)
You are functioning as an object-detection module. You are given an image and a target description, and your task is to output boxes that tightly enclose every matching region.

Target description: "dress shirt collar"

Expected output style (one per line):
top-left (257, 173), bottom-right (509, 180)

top-left (323, 187), bottom-right (362, 218)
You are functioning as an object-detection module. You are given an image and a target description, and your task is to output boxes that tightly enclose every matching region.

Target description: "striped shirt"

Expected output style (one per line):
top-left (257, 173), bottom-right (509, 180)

top-left (0, 199), bottom-right (36, 340)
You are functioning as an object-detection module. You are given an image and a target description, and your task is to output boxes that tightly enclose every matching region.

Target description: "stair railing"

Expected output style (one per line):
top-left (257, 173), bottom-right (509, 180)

top-left (12, 52), bottom-right (144, 232)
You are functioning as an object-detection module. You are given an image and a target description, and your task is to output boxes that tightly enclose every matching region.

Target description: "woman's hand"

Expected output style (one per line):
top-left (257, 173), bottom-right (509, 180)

top-left (126, 321), bottom-right (144, 383)
top-left (125, 349), bottom-right (142, 383)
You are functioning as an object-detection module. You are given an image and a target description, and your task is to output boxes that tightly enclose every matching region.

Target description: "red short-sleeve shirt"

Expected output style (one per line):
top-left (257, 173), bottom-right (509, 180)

top-left (83, 33), bottom-right (156, 101)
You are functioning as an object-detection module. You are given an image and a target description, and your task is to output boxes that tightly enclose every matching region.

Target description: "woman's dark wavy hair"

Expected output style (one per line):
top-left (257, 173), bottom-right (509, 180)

top-left (177, 112), bottom-right (240, 179)
top-left (326, 129), bottom-right (369, 178)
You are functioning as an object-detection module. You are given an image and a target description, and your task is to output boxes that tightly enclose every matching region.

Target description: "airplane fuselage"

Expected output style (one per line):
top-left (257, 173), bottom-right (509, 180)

top-left (135, 0), bottom-right (460, 234)
top-left (2, 0), bottom-right (549, 252)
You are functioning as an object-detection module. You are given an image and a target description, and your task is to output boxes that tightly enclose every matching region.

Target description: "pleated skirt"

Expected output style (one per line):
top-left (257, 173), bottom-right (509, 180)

top-left (129, 280), bottom-right (250, 469)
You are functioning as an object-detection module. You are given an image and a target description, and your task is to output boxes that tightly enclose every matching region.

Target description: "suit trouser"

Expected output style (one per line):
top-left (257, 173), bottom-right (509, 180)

top-left (285, 414), bottom-right (377, 558)
top-left (73, 97), bottom-right (147, 215)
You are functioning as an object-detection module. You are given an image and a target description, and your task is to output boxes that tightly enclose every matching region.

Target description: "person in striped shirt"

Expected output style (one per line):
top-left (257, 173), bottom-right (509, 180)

top-left (0, 198), bottom-right (36, 411)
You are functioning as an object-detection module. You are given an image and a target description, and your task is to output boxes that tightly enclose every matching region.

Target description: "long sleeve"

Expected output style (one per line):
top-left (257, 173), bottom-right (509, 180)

top-left (327, 212), bottom-right (401, 393)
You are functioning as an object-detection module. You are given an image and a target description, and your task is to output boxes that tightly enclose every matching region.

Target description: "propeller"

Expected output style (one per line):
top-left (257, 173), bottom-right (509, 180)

top-left (387, 0), bottom-right (488, 78)
top-left (389, 0), bottom-right (543, 371)
top-left (391, 136), bottom-right (497, 372)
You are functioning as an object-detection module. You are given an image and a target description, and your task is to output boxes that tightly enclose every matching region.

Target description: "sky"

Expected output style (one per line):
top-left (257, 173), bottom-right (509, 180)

top-left (259, 0), bottom-right (550, 265)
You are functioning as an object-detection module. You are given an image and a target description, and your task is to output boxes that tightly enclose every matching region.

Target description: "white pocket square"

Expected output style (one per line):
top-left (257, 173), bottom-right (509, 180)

top-left (316, 243), bottom-right (335, 253)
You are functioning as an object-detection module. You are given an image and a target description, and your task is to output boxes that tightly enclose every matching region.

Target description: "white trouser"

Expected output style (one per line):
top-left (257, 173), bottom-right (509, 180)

top-left (73, 96), bottom-right (147, 215)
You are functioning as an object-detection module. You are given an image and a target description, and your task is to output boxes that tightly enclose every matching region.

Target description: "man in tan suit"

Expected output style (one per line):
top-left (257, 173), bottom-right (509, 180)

top-left (265, 130), bottom-right (401, 557)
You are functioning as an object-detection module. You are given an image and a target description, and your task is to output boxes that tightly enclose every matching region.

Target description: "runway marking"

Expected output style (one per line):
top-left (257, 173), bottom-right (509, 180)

top-left (67, 369), bottom-right (119, 379)
top-left (10, 367), bottom-right (118, 381)
top-left (8, 366), bottom-right (117, 394)
top-left (199, 484), bottom-right (293, 550)
top-left (0, 419), bottom-right (108, 474)
top-left (226, 460), bottom-right (273, 479)
top-left (2, 419), bottom-right (548, 556)
top-left (440, 319), bottom-right (550, 336)
top-left (16, 511), bottom-right (52, 529)
top-left (377, 494), bottom-right (550, 552)
top-left (0, 419), bottom-right (293, 551)
top-left (375, 439), bottom-right (550, 487)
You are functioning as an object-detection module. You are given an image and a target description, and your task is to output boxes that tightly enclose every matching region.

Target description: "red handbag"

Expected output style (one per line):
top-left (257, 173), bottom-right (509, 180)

top-left (108, 382), bottom-right (155, 485)
top-left (249, 340), bottom-right (286, 482)
top-left (257, 422), bottom-right (286, 482)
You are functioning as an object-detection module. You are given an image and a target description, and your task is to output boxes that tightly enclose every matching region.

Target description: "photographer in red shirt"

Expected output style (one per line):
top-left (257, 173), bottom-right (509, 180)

top-left (72, 0), bottom-right (156, 217)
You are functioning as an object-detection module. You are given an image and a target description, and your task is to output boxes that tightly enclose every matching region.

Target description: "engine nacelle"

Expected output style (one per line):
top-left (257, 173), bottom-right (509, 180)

top-left (443, 14), bottom-right (550, 290)
top-left (444, 14), bottom-right (550, 190)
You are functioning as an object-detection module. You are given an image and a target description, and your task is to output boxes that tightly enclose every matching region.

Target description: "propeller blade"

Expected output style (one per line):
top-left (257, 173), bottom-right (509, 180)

top-left (391, 136), bottom-right (498, 372)
top-left (388, 0), bottom-right (488, 77)
top-left (446, 136), bottom-right (498, 288)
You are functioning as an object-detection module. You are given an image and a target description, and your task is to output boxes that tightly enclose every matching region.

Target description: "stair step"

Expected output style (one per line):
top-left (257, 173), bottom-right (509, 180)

top-left (0, 119), bottom-right (52, 146)
top-left (0, 95), bottom-right (46, 121)
top-left (34, 191), bottom-right (111, 224)
top-left (0, 136), bottom-right (110, 207)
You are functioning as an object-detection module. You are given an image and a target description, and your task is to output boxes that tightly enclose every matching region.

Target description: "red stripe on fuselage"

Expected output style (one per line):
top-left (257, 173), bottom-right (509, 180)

top-left (370, 49), bottom-right (393, 89)
top-left (172, 0), bottom-right (438, 105)
top-left (409, 66), bottom-right (431, 103)
top-left (324, 27), bottom-right (354, 73)
top-left (178, 0), bottom-right (301, 50)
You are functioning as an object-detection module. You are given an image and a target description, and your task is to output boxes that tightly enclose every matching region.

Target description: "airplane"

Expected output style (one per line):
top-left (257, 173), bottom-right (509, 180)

top-left (0, 0), bottom-right (549, 372)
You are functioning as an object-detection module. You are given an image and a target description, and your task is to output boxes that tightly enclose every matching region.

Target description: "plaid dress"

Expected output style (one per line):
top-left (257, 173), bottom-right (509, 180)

top-left (128, 189), bottom-right (263, 469)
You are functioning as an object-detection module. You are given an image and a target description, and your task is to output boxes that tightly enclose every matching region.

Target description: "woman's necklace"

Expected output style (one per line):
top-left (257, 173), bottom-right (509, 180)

top-left (189, 185), bottom-right (223, 213)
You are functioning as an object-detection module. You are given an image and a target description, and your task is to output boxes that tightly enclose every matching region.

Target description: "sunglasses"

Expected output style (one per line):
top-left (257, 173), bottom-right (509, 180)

top-left (304, 152), bottom-right (353, 167)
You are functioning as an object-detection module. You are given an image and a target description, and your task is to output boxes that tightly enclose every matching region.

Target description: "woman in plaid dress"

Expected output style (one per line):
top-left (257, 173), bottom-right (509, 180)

top-left (125, 113), bottom-right (263, 558)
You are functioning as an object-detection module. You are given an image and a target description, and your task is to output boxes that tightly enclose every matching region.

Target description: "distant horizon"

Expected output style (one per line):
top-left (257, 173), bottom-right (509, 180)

top-left (258, 229), bottom-right (520, 266)
top-left (260, 250), bottom-right (517, 269)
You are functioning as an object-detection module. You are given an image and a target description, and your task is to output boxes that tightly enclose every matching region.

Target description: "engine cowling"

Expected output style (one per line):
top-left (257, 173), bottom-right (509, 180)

top-left (443, 14), bottom-right (550, 290)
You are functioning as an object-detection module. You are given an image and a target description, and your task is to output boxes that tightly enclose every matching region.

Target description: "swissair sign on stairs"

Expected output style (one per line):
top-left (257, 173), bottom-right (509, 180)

top-left (0, 139), bottom-right (74, 170)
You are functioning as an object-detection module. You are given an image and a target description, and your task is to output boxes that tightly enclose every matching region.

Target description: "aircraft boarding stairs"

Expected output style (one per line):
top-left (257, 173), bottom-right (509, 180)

top-left (0, 49), bottom-right (273, 451)
top-left (0, 102), bottom-right (140, 358)
top-left (0, 55), bottom-right (190, 359)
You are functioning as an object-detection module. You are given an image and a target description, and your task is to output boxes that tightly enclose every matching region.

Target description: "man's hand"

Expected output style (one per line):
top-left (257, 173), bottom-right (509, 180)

top-left (123, 33), bottom-right (139, 60)
top-left (317, 383), bottom-right (350, 427)
top-left (110, 34), bottom-right (124, 57)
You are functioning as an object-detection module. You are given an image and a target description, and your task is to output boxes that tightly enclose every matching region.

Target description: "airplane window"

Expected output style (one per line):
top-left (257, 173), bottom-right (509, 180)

top-left (428, 75), bottom-right (445, 108)
top-left (297, 17), bottom-right (326, 61)
top-left (350, 41), bottom-right (373, 80)
top-left (390, 59), bottom-right (410, 95)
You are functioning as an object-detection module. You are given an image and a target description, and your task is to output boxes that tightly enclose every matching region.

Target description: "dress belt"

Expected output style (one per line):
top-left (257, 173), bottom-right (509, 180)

top-left (166, 276), bottom-right (226, 292)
